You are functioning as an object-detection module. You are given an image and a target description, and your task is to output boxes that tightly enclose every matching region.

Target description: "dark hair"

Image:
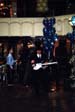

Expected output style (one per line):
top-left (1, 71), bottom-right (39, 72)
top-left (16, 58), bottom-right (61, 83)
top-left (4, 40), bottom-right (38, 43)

top-left (59, 39), bottom-right (66, 47)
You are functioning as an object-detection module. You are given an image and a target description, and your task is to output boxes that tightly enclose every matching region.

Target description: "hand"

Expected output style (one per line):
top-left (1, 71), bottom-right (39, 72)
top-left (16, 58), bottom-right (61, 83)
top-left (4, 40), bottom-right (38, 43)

top-left (10, 66), bottom-right (13, 69)
top-left (42, 65), bottom-right (48, 69)
top-left (31, 60), bottom-right (35, 64)
top-left (32, 64), bottom-right (35, 67)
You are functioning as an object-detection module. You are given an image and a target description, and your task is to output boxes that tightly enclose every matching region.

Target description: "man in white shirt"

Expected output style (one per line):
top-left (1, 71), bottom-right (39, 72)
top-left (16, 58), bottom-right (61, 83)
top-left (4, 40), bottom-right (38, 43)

top-left (30, 47), bottom-right (50, 96)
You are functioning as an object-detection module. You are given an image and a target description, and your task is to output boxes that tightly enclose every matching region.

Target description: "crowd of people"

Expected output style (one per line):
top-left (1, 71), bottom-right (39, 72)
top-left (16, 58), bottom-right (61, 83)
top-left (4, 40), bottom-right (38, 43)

top-left (0, 38), bottom-right (71, 95)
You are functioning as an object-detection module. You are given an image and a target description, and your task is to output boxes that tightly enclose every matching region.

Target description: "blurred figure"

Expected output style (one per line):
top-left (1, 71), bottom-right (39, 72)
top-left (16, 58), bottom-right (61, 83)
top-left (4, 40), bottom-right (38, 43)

top-left (69, 44), bottom-right (75, 89)
top-left (0, 50), bottom-right (6, 86)
top-left (54, 39), bottom-right (69, 91)
top-left (17, 42), bottom-right (24, 84)
top-left (6, 48), bottom-right (16, 85)
top-left (17, 42), bottom-right (30, 84)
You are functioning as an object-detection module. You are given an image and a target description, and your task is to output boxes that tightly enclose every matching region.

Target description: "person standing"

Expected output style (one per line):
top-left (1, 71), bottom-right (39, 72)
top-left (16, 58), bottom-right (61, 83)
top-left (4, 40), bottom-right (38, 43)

top-left (6, 48), bottom-right (16, 85)
top-left (30, 47), bottom-right (50, 96)
top-left (17, 42), bottom-right (30, 84)
top-left (54, 39), bottom-right (68, 90)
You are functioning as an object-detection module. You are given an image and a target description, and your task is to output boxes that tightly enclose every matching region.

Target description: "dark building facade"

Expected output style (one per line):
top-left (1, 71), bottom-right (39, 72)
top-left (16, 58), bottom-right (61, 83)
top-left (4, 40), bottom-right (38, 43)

top-left (17, 0), bottom-right (66, 17)
top-left (0, 0), bottom-right (75, 17)
top-left (17, 0), bottom-right (75, 17)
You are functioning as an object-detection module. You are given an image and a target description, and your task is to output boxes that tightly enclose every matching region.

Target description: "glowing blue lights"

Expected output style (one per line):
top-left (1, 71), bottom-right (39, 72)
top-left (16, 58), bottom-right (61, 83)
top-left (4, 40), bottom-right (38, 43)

top-left (71, 16), bottom-right (75, 26)
top-left (67, 16), bottom-right (75, 43)
top-left (42, 17), bottom-right (58, 57)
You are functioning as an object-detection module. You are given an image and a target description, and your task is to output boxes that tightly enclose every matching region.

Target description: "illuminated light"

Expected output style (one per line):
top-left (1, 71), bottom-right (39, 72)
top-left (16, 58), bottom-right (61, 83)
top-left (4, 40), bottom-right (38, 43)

top-left (51, 42), bottom-right (54, 45)
top-left (0, 3), bottom-right (4, 7)
top-left (69, 17), bottom-right (73, 26)
top-left (69, 16), bottom-right (75, 26)
top-left (55, 38), bottom-right (58, 41)
top-left (42, 3), bottom-right (46, 7)
top-left (14, 12), bottom-right (16, 16)
top-left (3, 12), bottom-right (6, 15)
top-left (71, 16), bottom-right (75, 26)
top-left (50, 88), bottom-right (56, 92)
top-left (36, 0), bottom-right (48, 12)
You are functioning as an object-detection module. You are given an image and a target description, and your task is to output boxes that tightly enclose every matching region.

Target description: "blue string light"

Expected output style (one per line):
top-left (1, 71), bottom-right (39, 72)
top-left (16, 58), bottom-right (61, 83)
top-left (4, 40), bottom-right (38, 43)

top-left (67, 16), bottom-right (75, 44)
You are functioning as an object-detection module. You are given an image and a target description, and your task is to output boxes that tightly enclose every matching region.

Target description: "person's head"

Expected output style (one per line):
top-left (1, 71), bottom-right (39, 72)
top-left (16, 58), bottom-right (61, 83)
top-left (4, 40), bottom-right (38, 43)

top-left (9, 48), bottom-right (13, 54)
top-left (36, 49), bottom-right (42, 54)
top-left (20, 43), bottom-right (23, 48)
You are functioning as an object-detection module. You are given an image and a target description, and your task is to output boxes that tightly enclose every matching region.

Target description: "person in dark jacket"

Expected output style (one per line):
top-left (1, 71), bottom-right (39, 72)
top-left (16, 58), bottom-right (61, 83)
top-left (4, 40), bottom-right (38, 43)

top-left (54, 39), bottom-right (69, 90)
top-left (17, 42), bottom-right (30, 84)
top-left (30, 47), bottom-right (50, 95)
top-left (0, 52), bottom-right (6, 86)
